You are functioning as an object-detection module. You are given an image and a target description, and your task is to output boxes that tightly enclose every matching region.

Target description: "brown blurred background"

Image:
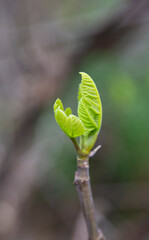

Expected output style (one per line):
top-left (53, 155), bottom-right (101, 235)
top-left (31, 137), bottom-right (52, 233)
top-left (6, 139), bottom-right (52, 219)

top-left (0, 0), bottom-right (149, 239)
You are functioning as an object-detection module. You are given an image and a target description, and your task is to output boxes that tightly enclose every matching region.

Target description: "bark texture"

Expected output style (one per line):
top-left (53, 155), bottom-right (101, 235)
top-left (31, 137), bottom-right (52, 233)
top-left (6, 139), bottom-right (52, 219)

top-left (74, 157), bottom-right (105, 240)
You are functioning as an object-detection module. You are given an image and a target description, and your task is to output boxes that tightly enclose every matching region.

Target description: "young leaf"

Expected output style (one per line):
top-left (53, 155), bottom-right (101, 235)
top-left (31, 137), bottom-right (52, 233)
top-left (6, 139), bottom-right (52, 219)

top-left (65, 107), bottom-right (72, 116)
top-left (78, 72), bottom-right (102, 136)
top-left (53, 98), bottom-right (85, 138)
top-left (54, 98), bottom-right (64, 112)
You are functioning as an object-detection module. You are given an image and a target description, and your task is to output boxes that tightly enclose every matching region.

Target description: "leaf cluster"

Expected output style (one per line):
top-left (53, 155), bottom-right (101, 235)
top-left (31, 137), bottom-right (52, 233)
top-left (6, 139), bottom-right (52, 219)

top-left (53, 72), bottom-right (102, 155)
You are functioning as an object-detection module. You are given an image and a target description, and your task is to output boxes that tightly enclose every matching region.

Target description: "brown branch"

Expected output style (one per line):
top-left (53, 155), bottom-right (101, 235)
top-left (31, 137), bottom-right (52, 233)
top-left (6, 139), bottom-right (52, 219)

top-left (74, 156), bottom-right (105, 240)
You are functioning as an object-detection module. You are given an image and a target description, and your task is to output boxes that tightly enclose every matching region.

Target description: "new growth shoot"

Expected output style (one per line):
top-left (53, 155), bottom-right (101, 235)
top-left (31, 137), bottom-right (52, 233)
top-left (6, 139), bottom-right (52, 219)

top-left (54, 72), bottom-right (102, 157)
top-left (53, 72), bottom-right (105, 240)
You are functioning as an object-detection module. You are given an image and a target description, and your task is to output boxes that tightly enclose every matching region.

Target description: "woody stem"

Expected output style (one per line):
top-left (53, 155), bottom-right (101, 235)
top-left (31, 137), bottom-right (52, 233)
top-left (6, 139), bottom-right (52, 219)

top-left (74, 156), bottom-right (105, 240)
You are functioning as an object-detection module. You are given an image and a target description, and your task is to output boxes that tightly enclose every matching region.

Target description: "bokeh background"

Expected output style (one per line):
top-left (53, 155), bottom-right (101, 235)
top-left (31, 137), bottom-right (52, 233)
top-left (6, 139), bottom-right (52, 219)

top-left (0, 0), bottom-right (149, 239)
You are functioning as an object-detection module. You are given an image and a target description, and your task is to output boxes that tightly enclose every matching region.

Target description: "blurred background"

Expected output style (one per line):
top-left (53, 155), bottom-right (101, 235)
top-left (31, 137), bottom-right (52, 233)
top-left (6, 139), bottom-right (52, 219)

top-left (0, 0), bottom-right (149, 239)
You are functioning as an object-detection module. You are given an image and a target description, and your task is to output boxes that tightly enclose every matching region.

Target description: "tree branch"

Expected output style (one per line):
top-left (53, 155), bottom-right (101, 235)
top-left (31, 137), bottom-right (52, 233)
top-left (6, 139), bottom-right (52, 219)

top-left (74, 156), bottom-right (105, 240)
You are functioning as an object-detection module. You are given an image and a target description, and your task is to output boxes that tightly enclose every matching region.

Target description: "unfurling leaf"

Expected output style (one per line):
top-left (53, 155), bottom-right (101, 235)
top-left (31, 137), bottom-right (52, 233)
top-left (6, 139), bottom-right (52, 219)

top-left (78, 72), bottom-right (102, 136)
top-left (78, 72), bottom-right (102, 154)
top-left (54, 98), bottom-right (85, 138)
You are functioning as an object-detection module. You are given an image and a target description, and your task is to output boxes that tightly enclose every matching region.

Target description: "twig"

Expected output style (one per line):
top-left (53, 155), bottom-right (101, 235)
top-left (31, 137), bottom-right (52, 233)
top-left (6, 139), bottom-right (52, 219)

top-left (74, 156), bottom-right (105, 240)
